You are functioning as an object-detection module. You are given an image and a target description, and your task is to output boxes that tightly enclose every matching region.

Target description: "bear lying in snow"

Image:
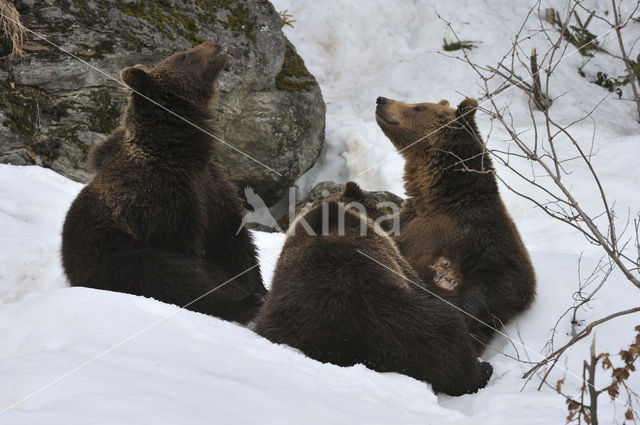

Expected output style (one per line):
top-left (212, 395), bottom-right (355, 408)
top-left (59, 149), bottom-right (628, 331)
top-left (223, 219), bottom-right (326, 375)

top-left (375, 96), bottom-right (536, 353)
top-left (255, 183), bottom-right (492, 396)
top-left (62, 41), bottom-right (266, 324)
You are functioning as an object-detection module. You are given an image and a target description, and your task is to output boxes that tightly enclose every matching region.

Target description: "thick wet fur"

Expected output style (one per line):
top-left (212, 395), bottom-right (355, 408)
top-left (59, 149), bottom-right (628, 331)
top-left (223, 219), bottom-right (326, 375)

top-left (255, 187), bottom-right (492, 396)
top-left (62, 41), bottom-right (266, 324)
top-left (375, 96), bottom-right (536, 353)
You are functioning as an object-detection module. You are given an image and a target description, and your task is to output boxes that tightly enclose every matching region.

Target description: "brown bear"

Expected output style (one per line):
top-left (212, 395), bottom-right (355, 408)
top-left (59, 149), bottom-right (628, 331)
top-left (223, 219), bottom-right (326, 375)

top-left (255, 185), bottom-right (493, 396)
top-left (340, 180), bottom-right (401, 234)
top-left (343, 182), bottom-right (458, 291)
top-left (62, 41), bottom-right (266, 324)
top-left (375, 96), bottom-right (536, 353)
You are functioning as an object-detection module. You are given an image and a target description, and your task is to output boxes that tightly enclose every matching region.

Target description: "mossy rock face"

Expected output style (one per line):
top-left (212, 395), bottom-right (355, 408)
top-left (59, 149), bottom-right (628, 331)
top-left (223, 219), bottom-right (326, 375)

top-left (1, 0), bottom-right (325, 204)
top-left (275, 42), bottom-right (314, 92)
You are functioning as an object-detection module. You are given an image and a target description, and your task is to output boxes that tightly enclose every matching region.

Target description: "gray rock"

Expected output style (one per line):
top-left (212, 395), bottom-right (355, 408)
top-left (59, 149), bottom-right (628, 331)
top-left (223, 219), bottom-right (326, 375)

top-left (278, 181), bottom-right (405, 230)
top-left (0, 148), bottom-right (31, 165)
top-left (0, 0), bottom-right (325, 204)
top-left (36, 6), bottom-right (74, 23)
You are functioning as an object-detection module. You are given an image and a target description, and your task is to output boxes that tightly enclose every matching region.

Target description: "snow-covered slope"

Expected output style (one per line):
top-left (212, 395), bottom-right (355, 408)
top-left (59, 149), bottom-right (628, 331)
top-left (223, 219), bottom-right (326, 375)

top-left (0, 287), bottom-right (465, 425)
top-left (0, 164), bottom-right (637, 424)
top-left (0, 165), bottom-right (550, 424)
top-left (2, 0), bottom-right (640, 423)
top-left (0, 165), bottom-right (80, 303)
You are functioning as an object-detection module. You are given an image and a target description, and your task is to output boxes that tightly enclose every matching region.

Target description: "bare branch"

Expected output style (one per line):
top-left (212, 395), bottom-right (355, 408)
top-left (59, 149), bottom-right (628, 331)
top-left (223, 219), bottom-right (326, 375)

top-left (522, 307), bottom-right (640, 382)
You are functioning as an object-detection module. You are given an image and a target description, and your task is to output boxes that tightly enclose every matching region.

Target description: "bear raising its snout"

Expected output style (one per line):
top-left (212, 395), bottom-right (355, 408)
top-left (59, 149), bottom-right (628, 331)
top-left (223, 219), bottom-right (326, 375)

top-left (62, 41), bottom-right (266, 323)
top-left (255, 183), bottom-right (493, 396)
top-left (375, 96), bottom-right (536, 353)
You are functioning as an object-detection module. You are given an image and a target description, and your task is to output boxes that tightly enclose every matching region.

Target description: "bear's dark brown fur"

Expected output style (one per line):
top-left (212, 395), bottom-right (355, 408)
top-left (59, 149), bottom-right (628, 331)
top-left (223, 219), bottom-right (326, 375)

top-left (375, 96), bottom-right (536, 353)
top-left (340, 181), bottom-right (399, 233)
top-left (62, 41), bottom-right (266, 323)
top-left (255, 184), bottom-right (492, 396)
top-left (87, 128), bottom-right (124, 172)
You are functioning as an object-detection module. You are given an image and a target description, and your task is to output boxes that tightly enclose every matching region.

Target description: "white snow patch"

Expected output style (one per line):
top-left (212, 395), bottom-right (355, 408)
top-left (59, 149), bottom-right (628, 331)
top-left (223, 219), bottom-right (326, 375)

top-left (2, 0), bottom-right (640, 422)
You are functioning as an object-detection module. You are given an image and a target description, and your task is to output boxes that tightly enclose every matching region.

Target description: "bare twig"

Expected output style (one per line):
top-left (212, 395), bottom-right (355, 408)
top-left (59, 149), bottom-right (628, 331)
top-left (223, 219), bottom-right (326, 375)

top-left (530, 48), bottom-right (552, 110)
top-left (586, 337), bottom-right (599, 425)
top-left (611, 0), bottom-right (640, 121)
top-left (523, 307), bottom-right (640, 382)
top-left (440, 2), bottom-right (640, 422)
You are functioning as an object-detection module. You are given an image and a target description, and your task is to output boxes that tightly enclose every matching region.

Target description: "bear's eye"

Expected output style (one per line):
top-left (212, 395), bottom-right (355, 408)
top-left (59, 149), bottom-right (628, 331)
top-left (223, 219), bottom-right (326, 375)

top-left (180, 54), bottom-right (188, 61)
top-left (414, 106), bottom-right (422, 111)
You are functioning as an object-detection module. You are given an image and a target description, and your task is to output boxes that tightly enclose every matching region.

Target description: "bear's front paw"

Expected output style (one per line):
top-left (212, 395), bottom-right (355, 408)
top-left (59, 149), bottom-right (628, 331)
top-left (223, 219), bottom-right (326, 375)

top-left (431, 257), bottom-right (459, 291)
top-left (465, 360), bottom-right (493, 394)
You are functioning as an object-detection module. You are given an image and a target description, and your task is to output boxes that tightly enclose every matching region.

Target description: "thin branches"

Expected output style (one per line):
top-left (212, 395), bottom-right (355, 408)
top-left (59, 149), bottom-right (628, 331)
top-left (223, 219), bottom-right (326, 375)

top-left (523, 307), bottom-right (640, 382)
top-left (612, 0), bottom-right (640, 121)
top-left (530, 47), bottom-right (552, 110)
top-left (441, 1), bottom-right (640, 421)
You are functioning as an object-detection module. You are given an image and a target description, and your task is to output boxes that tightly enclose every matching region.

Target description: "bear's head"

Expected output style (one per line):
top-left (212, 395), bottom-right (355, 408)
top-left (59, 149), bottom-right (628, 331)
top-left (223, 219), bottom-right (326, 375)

top-left (120, 40), bottom-right (227, 108)
top-left (340, 181), bottom-right (386, 221)
top-left (375, 97), bottom-right (478, 151)
top-left (341, 181), bottom-right (377, 211)
top-left (340, 181), bottom-right (400, 234)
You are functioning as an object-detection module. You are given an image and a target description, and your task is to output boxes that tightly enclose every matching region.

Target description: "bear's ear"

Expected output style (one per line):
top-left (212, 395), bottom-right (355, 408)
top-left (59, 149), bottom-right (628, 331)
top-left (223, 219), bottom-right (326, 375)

top-left (456, 98), bottom-right (478, 119)
top-left (121, 65), bottom-right (150, 92)
top-left (343, 181), bottom-right (364, 199)
top-left (456, 98), bottom-right (478, 128)
top-left (438, 99), bottom-right (450, 106)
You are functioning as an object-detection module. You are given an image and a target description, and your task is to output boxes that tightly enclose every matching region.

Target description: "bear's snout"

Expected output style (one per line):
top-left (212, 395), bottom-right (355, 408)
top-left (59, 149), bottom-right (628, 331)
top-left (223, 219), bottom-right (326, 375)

top-left (375, 97), bottom-right (389, 116)
top-left (193, 40), bottom-right (227, 61)
top-left (375, 98), bottom-right (398, 126)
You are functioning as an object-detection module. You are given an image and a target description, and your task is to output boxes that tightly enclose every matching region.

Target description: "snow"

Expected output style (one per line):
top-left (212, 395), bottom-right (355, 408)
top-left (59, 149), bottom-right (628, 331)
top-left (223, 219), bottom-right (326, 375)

top-left (2, 0), bottom-right (640, 423)
top-left (0, 171), bottom-right (635, 424)
top-left (0, 287), bottom-right (465, 425)
top-left (0, 165), bottom-right (81, 303)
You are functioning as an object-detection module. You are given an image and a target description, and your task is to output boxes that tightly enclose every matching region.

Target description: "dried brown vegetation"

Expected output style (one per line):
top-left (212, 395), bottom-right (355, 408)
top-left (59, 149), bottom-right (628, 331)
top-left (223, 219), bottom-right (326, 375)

top-left (0, 0), bottom-right (26, 58)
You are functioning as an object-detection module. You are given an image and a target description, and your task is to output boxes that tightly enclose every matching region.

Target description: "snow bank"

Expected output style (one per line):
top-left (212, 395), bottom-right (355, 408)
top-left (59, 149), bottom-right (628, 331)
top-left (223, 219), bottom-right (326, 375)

top-left (1, 164), bottom-right (638, 424)
top-left (2, 0), bottom-right (640, 422)
top-left (0, 287), bottom-right (463, 425)
top-left (0, 165), bottom-right (82, 303)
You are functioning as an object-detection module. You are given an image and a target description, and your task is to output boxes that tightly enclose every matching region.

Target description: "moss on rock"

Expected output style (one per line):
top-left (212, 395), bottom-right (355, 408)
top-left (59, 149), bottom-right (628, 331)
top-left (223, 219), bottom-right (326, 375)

top-left (0, 84), bottom-right (69, 140)
top-left (87, 89), bottom-right (121, 133)
top-left (75, 39), bottom-right (116, 60)
top-left (119, 1), bottom-right (205, 46)
top-left (276, 43), bottom-right (314, 92)
top-left (196, 0), bottom-right (256, 43)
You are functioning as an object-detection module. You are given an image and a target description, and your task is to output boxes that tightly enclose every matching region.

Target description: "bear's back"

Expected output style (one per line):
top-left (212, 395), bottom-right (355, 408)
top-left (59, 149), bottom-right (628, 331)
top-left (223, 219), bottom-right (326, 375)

top-left (257, 201), bottom-right (454, 362)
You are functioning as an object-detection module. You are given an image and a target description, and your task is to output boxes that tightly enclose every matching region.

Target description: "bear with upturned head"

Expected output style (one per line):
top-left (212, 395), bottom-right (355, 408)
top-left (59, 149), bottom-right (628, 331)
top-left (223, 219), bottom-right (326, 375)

top-left (375, 96), bottom-right (536, 353)
top-left (62, 41), bottom-right (266, 323)
top-left (255, 183), bottom-right (493, 396)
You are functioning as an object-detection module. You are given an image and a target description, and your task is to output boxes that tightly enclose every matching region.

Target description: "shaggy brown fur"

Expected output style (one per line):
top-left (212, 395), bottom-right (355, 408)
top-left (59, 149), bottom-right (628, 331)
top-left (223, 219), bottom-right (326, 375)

top-left (375, 96), bottom-right (536, 353)
top-left (62, 41), bottom-right (266, 323)
top-left (340, 181), bottom-right (398, 233)
top-left (255, 187), bottom-right (492, 396)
